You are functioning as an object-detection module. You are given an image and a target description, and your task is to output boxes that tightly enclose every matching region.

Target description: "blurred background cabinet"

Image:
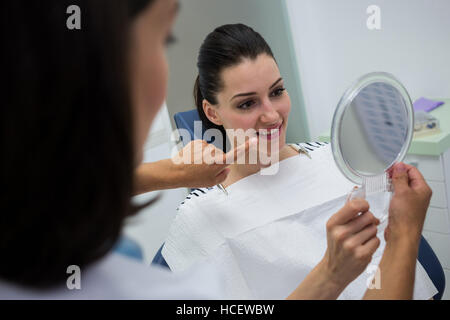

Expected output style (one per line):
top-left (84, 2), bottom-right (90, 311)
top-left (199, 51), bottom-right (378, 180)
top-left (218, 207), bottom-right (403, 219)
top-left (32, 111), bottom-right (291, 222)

top-left (403, 99), bottom-right (450, 300)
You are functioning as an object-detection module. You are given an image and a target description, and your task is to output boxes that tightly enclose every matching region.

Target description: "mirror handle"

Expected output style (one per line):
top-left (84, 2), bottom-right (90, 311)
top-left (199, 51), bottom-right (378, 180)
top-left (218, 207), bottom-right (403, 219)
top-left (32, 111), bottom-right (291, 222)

top-left (346, 185), bottom-right (366, 202)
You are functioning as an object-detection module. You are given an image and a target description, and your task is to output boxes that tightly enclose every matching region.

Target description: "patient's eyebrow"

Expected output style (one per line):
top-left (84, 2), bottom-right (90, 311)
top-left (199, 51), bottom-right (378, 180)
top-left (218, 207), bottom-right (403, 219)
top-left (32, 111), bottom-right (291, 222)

top-left (230, 77), bottom-right (283, 102)
top-left (269, 77), bottom-right (283, 89)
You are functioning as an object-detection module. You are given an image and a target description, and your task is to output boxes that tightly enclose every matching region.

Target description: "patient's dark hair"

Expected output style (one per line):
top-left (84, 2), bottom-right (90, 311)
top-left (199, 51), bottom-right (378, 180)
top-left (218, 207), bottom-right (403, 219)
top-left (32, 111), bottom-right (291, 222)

top-left (194, 24), bottom-right (275, 151)
top-left (0, 0), bottom-right (154, 288)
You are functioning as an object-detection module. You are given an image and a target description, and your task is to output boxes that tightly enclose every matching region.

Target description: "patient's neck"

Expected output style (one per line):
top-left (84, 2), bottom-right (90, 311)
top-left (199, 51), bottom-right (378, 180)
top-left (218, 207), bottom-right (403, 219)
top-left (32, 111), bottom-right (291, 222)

top-left (221, 144), bottom-right (298, 188)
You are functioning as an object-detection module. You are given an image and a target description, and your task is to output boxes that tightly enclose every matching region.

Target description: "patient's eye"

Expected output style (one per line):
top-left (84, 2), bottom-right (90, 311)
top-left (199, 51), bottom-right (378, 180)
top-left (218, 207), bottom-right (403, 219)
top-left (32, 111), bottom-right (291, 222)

top-left (237, 100), bottom-right (255, 110)
top-left (270, 87), bottom-right (286, 97)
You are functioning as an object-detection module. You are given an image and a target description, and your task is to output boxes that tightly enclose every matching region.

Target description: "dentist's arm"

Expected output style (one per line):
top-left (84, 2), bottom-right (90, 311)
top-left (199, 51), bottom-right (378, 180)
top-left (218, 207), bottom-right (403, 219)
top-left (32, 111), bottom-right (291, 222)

top-left (134, 158), bottom-right (227, 194)
top-left (134, 139), bottom-right (253, 194)
top-left (363, 163), bottom-right (432, 300)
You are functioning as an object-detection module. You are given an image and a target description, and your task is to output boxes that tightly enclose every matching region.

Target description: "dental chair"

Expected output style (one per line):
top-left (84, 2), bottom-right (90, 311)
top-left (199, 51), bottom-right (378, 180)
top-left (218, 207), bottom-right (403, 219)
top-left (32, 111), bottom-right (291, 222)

top-left (152, 109), bottom-right (446, 300)
top-left (174, 109), bottom-right (203, 141)
top-left (114, 235), bottom-right (144, 261)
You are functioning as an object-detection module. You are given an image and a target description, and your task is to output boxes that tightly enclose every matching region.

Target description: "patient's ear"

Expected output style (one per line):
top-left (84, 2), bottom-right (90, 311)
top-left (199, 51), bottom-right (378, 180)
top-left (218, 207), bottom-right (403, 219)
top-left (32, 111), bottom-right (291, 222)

top-left (203, 99), bottom-right (223, 126)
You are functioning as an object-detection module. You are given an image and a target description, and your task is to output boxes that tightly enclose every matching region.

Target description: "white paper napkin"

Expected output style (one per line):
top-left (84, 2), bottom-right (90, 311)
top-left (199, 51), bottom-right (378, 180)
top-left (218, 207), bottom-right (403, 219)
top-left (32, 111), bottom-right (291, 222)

top-left (162, 144), bottom-right (437, 299)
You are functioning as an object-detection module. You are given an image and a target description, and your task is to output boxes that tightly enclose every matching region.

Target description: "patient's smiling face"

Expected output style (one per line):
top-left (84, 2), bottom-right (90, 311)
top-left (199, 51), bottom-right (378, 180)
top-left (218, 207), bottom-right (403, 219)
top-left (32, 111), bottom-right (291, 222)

top-left (203, 54), bottom-right (291, 153)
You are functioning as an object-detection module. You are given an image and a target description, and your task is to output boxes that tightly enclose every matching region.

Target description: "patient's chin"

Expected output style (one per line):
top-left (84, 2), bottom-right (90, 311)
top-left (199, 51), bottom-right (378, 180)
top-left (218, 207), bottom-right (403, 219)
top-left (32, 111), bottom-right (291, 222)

top-left (257, 150), bottom-right (281, 168)
top-left (259, 162), bottom-right (273, 169)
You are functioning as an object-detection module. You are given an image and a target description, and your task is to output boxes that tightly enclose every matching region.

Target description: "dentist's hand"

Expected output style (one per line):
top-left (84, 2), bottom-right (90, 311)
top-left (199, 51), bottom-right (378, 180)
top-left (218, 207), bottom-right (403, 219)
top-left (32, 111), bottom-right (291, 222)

top-left (170, 138), bottom-right (257, 189)
top-left (385, 162), bottom-right (432, 244)
top-left (134, 138), bottom-right (258, 194)
top-left (170, 140), bottom-right (230, 188)
top-left (320, 199), bottom-right (380, 290)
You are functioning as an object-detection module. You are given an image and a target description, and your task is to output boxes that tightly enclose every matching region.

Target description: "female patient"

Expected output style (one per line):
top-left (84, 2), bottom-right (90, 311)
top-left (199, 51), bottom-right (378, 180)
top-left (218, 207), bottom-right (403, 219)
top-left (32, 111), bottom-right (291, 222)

top-left (161, 24), bottom-right (437, 299)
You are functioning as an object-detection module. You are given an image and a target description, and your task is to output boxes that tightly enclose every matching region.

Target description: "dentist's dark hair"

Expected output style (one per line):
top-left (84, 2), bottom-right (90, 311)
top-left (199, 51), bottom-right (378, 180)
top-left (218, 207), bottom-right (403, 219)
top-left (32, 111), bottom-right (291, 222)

top-left (194, 24), bottom-right (275, 151)
top-left (0, 0), bottom-right (155, 288)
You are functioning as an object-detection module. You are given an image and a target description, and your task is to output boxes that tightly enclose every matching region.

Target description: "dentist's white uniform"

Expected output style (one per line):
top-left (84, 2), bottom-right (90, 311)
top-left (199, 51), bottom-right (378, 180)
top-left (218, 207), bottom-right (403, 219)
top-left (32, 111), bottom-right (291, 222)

top-left (0, 253), bottom-right (224, 299)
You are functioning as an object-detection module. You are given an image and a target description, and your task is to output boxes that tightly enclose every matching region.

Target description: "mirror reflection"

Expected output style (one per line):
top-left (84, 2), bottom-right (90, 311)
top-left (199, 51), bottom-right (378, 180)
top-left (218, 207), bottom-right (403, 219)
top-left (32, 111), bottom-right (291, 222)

top-left (339, 82), bottom-right (409, 176)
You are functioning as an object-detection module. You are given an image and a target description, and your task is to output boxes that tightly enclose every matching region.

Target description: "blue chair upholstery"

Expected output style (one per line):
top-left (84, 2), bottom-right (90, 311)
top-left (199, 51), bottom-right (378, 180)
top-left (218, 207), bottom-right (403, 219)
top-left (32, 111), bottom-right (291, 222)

top-left (418, 236), bottom-right (446, 300)
top-left (174, 109), bottom-right (226, 150)
top-left (151, 244), bottom-right (170, 269)
top-left (173, 109), bottom-right (202, 145)
top-left (113, 236), bottom-right (144, 261)
top-left (155, 109), bottom-right (447, 299)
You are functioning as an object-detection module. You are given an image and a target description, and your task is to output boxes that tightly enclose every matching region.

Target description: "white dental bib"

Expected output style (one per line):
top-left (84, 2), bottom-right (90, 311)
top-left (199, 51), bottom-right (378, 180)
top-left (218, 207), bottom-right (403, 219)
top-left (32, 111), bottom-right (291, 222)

top-left (163, 144), bottom-right (436, 299)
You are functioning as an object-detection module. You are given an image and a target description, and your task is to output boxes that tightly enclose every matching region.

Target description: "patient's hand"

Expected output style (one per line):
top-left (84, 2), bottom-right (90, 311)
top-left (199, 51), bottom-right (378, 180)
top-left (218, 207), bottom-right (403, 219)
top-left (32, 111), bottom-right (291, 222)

top-left (321, 199), bottom-right (381, 290)
top-left (362, 163), bottom-right (432, 300)
top-left (385, 162), bottom-right (432, 244)
top-left (287, 199), bottom-right (381, 300)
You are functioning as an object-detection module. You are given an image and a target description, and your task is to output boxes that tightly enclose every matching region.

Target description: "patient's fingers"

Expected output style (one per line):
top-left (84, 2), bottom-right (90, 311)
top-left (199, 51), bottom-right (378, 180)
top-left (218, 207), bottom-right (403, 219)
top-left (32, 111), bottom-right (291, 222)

top-left (404, 164), bottom-right (428, 191)
top-left (355, 235), bottom-right (381, 258)
top-left (346, 211), bottom-right (379, 234)
top-left (328, 199), bottom-right (370, 226)
top-left (349, 223), bottom-right (378, 247)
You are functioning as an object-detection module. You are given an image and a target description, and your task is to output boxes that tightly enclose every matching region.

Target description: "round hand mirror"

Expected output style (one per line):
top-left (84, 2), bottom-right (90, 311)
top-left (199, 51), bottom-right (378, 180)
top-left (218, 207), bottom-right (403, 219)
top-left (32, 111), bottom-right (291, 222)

top-left (331, 72), bottom-right (414, 194)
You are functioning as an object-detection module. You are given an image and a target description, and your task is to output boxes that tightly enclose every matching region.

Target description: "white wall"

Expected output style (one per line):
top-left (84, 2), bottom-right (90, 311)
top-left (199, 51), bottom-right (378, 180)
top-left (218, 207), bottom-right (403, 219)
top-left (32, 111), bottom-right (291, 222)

top-left (286, 0), bottom-right (450, 139)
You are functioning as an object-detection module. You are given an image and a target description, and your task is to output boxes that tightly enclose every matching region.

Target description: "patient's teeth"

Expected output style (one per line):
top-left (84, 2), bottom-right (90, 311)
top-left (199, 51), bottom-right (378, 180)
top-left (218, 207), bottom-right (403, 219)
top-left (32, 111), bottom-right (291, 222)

top-left (259, 130), bottom-right (278, 135)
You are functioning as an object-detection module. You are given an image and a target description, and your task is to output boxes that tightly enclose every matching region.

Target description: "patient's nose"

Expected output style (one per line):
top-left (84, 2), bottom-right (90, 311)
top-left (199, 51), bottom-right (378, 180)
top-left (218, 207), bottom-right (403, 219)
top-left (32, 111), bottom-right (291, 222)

top-left (259, 101), bottom-right (279, 124)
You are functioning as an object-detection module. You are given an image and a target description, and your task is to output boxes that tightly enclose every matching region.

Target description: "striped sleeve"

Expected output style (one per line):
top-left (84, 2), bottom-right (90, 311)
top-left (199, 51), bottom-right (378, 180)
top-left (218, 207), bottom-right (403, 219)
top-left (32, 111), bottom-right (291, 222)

top-left (177, 187), bottom-right (213, 210)
top-left (295, 141), bottom-right (329, 152)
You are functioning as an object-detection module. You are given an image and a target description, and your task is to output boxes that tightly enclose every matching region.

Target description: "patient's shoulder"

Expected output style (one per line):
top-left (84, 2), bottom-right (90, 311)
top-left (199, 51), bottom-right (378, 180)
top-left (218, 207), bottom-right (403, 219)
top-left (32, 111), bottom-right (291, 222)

top-left (177, 187), bottom-right (215, 211)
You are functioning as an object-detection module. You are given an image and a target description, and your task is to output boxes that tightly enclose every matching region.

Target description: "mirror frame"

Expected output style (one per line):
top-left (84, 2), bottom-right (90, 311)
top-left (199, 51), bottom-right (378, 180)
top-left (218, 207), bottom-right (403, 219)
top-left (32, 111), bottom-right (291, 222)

top-left (331, 72), bottom-right (414, 184)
